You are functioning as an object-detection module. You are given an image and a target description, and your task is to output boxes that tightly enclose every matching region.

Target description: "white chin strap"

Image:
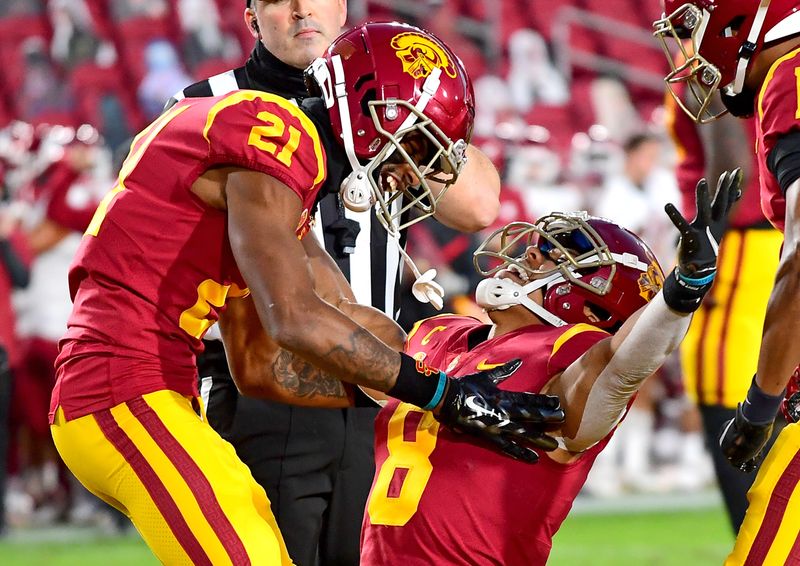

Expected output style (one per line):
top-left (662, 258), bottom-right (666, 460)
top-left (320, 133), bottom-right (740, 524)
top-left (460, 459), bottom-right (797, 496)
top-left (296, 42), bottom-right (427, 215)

top-left (475, 272), bottom-right (568, 327)
top-left (731, 0), bottom-right (771, 94)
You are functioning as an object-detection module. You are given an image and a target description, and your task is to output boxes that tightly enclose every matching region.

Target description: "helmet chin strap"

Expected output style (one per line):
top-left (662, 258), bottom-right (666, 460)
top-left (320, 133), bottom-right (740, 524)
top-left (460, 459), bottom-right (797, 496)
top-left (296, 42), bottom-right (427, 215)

top-left (731, 0), bottom-right (771, 94)
top-left (475, 273), bottom-right (568, 327)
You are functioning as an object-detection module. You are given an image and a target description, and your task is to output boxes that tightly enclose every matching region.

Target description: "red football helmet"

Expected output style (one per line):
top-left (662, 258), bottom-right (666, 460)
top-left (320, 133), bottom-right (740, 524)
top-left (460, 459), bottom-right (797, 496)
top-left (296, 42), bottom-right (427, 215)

top-left (655, 1), bottom-right (800, 123)
top-left (305, 22), bottom-right (474, 235)
top-left (474, 213), bottom-right (664, 330)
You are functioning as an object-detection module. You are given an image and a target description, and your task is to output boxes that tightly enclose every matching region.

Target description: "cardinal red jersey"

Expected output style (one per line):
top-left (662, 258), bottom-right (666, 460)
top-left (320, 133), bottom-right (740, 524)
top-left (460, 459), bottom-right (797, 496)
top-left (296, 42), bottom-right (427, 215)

top-left (361, 315), bottom-right (610, 566)
top-left (666, 81), bottom-right (765, 229)
top-left (756, 46), bottom-right (800, 233)
top-left (50, 90), bottom-right (326, 423)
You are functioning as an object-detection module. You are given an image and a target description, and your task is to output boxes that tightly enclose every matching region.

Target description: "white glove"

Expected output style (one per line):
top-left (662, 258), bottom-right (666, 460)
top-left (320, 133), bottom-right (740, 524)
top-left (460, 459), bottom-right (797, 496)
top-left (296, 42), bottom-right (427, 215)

top-left (412, 268), bottom-right (444, 310)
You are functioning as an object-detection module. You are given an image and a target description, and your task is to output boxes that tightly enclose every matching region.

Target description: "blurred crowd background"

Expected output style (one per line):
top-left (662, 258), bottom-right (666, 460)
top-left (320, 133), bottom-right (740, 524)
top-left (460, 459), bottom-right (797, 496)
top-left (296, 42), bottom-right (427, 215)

top-left (0, 0), bottom-right (714, 534)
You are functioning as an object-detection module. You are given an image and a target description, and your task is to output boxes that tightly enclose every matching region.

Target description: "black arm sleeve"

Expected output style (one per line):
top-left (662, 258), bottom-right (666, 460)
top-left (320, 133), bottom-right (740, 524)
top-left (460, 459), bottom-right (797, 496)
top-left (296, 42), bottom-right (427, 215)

top-left (0, 239), bottom-right (29, 289)
top-left (767, 130), bottom-right (800, 194)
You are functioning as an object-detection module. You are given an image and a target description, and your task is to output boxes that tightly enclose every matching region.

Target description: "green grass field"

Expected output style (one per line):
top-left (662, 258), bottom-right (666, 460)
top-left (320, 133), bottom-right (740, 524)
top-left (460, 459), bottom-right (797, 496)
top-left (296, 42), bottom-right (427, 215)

top-left (0, 503), bottom-right (733, 565)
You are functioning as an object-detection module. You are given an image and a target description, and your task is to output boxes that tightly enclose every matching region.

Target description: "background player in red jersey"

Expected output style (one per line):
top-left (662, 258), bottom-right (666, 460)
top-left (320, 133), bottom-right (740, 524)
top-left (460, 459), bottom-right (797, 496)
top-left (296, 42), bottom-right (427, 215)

top-left (48, 23), bottom-right (564, 564)
top-left (656, 1), bottom-right (800, 563)
top-left (226, 169), bottom-right (742, 564)
top-left (665, 56), bottom-right (784, 533)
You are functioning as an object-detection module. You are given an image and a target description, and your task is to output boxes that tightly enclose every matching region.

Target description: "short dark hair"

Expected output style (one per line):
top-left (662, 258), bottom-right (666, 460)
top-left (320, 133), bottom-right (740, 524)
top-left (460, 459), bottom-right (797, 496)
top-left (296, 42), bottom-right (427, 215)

top-left (623, 133), bottom-right (659, 154)
top-left (246, 0), bottom-right (252, 7)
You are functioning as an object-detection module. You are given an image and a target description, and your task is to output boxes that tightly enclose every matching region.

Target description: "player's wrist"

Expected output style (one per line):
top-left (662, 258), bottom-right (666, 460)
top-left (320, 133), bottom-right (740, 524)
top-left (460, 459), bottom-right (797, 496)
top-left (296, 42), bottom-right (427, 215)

top-left (741, 376), bottom-right (784, 425)
top-left (388, 352), bottom-right (449, 410)
top-left (662, 266), bottom-right (713, 313)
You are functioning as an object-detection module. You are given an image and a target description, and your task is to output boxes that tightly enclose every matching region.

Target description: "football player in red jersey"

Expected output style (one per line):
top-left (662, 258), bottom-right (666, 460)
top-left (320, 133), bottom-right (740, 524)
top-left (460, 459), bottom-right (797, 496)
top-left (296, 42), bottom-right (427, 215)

top-left (665, 54), bottom-right (784, 533)
top-left (227, 171), bottom-right (742, 564)
top-left (656, 2), bottom-right (800, 563)
top-left (49, 23), bottom-right (565, 564)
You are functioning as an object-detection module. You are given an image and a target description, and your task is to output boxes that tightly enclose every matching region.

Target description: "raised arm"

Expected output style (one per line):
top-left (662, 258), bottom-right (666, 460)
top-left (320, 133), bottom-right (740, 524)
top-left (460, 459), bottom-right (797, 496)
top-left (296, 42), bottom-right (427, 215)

top-left (431, 145), bottom-right (500, 232)
top-left (546, 170), bottom-right (742, 452)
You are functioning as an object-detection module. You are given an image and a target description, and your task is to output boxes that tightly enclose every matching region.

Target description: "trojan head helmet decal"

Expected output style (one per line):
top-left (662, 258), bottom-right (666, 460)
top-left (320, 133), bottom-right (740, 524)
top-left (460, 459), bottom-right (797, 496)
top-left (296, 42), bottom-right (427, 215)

top-left (638, 263), bottom-right (665, 302)
top-left (390, 32), bottom-right (458, 79)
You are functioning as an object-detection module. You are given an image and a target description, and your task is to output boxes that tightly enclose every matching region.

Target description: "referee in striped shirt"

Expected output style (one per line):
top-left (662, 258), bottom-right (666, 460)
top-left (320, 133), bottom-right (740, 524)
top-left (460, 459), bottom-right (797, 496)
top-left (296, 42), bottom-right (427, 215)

top-left (167, 2), bottom-right (500, 564)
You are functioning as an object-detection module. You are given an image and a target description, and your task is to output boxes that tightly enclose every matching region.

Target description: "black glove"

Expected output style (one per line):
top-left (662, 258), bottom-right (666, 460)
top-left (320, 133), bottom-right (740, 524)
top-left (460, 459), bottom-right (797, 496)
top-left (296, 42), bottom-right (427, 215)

top-left (437, 359), bottom-right (566, 464)
top-left (719, 403), bottom-right (774, 473)
top-left (662, 168), bottom-right (743, 313)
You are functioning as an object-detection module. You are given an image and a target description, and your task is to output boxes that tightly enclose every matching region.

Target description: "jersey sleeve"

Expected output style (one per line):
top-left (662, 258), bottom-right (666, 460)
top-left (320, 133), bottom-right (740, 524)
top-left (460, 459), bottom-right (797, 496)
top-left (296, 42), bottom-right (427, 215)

top-left (404, 314), bottom-right (479, 367)
top-left (202, 90), bottom-right (327, 201)
top-left (546, 323), bottom-right (609, 378)
top-left (759, 48), bottom-right (800, 157)
top-left (404, 315), bottom-right (456, 360)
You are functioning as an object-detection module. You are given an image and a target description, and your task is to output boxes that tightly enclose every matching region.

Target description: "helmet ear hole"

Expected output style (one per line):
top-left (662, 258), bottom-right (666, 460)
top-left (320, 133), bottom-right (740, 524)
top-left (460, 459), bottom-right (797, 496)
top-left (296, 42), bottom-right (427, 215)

top-left (721, 15), bottom-right (747, 37)
top-left (586, 303), bottom-right (613, 324)
top-left (360, 88), bottom-right (377, 118)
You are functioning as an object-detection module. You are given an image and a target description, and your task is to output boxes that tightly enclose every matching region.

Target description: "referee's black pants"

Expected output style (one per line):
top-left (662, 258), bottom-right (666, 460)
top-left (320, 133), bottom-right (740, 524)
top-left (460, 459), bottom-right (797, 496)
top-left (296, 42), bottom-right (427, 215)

top-left (699, 404), bottom-right (784, 534)
top-left (199, 340), bottom-right (377, 566)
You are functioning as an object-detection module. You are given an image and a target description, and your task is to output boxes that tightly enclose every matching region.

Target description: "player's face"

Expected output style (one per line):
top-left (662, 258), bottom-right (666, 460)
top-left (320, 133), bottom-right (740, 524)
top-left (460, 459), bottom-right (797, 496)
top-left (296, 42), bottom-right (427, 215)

top-left (376, 133), bottom-right (431, 194)
top-left (248, 0), bottom-right (347, 70)
top-left (495, 245), bottom-right (558, 305)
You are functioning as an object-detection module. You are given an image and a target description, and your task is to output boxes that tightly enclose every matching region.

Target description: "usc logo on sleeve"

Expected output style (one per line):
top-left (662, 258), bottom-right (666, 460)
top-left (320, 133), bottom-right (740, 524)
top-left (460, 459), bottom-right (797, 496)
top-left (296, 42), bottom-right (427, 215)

top-left (390, 32), bottom-right (458, 79)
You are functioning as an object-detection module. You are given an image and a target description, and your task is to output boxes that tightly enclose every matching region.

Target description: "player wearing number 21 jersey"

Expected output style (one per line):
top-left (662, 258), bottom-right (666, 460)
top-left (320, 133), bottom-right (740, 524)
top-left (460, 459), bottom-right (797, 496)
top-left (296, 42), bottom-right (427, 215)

top-left (50, 91), bottom-right (326, 564)
top-left (49, 23), bottom-right (563, 565)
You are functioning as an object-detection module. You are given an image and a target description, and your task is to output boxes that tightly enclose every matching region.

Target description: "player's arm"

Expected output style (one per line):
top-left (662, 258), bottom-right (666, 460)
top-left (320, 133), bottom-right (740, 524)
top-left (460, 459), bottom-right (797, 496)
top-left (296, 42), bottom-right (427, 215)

top-left (219, 232), bottom-right (401, 406)
top-left (753, 172), bottom-right (800, 394)
top-left (430, 144), bottom-right (500, 232)
top-left (301, 231), bottom-right (407, 353)
top-left (219, 294), bottom-right (352, 407)
top-left (720, 138), bottom-right (800, 472)
top-left (546, 170), bottom-right (742, 452)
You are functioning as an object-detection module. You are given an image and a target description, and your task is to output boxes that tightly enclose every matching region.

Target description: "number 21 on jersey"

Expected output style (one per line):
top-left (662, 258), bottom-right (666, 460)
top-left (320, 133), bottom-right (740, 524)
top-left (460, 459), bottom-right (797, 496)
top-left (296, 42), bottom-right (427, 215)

top-left (368, 403), bottom-right (441, 526)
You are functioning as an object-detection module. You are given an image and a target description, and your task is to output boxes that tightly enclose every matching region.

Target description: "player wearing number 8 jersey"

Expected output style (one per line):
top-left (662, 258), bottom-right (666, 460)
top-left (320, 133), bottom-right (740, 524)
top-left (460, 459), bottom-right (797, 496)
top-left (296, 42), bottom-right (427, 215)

top-left (359, 173), bottom-right (741, 564)
top-left (50, 23), bottom-right (566, 564)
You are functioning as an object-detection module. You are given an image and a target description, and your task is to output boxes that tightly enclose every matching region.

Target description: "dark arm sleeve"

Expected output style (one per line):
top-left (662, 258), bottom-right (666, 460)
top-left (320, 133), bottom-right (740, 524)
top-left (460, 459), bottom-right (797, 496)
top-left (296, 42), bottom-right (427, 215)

top-left (767, 130), bottom-right (800, 194)
top-left (0, 239), bottom-right (29, 289)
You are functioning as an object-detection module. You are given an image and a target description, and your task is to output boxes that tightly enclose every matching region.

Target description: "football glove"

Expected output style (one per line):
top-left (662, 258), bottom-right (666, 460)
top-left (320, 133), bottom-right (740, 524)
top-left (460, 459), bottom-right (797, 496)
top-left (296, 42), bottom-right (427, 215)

top-left (719, 403), bottom-right (774, 473)
top-left (437, 359), bottom-right (566, 464)
top-left (663, 169), bottom-right (742, 313)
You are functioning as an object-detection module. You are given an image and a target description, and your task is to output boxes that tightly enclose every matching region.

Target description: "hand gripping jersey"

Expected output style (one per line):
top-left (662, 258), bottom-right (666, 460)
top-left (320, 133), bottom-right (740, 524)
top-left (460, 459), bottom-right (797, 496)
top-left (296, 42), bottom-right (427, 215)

top-left (756, 47), bottom-right (800, 232)
top-left (50, 91), bottom-right (326, 422)
top-left (361, 315), bottom-right (609, 566)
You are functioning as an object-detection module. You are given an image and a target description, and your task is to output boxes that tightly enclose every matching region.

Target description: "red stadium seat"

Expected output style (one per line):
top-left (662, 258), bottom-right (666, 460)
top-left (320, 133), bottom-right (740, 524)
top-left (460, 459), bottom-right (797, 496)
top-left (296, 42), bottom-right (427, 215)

top-left (69, 62), bottom-right (144, 132)
top-left (191, 58), bottom-right (238, 81)
top-left (0, 14), bottom-right (50, 46)
top-left (529, 0), bottom-right (577, 39)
